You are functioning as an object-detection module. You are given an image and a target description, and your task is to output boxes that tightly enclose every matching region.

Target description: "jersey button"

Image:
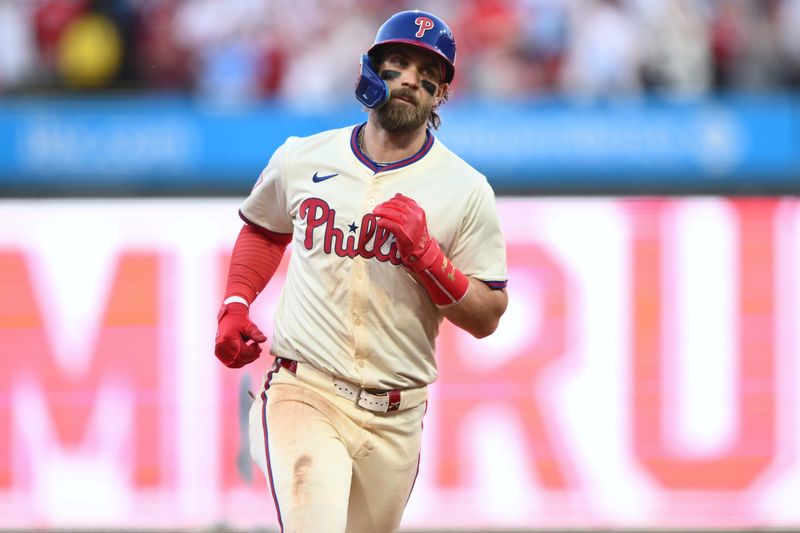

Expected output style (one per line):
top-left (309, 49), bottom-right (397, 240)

top-left (367, 198), bottom-right (375, 206)
top-left (354, 316), bottom-right (362, 325)
top-left (358, 360), bottom-right (366, 368)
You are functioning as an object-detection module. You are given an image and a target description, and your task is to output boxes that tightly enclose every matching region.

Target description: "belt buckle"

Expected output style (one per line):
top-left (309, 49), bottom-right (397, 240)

top-left (357, 389), bottom-right (389, 413)
top-left (357, 389), bottom-right (402, 413)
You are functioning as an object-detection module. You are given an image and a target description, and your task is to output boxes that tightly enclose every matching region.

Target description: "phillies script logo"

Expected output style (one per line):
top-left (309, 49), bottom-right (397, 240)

top-left (299, 197), bottom-right (402, 264)
top-left (414, 16), bottom-right (435, 37)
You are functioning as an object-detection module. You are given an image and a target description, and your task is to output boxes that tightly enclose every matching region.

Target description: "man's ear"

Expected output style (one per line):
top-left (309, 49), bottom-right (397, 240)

top-left (436, 82), bottom-right (449, 104)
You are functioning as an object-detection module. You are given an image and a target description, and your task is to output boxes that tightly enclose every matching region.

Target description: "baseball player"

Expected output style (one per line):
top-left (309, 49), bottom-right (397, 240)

top-left (214, 10), bottom-right (508, 533)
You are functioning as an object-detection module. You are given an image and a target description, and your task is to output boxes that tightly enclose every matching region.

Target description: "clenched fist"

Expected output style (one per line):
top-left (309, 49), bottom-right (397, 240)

top-left (214, 302), bottom-right (267, 368)
top-left (373, 193), bottom-right (438, 271)
top-left (373, 192), bottom-right (470, 306)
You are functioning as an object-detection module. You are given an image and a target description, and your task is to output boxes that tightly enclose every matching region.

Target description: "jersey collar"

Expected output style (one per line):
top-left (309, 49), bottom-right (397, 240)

top-left (350, 123), bottom-right (434, 174)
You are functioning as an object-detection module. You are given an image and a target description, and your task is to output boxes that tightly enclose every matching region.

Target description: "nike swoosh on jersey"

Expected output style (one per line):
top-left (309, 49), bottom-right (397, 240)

top-left (312, 172), bottom-right (339, 183)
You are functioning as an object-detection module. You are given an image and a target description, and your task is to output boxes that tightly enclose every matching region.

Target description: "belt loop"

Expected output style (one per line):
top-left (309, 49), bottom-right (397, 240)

top-left (387, 390), bottom-right (401, 412)
top-left (275, 357), bottom-right (298, 375)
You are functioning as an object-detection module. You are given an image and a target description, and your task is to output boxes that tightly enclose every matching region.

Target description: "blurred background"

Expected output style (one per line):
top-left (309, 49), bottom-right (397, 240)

top-left (0, 0), bottom-right (799, 532)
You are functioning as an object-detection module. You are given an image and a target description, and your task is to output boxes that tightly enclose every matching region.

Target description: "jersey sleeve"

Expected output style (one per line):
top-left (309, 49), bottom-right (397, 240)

top-left (448, 179), bottom-right (508, 288)
top-left (238, 139), bottom-right (295, 234)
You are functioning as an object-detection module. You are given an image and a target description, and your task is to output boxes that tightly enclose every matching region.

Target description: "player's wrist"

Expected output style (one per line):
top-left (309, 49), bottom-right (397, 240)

top-left (405, 235), bottom-right (438, 273)
top-left (414, 240), bottom-right (469, 306)
top-left (223, 295), bottom-right (249, 307)
top-left (217, 300), bottom-right (250, 323)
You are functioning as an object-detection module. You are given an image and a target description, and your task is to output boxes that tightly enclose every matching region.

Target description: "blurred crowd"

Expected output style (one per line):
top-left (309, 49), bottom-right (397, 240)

top-left (1, 0), bottom-right (799, 103)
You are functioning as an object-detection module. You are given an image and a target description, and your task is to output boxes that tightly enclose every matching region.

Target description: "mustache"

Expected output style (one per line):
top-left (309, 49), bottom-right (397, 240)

top-left (390, 89), bottom-right (419, 105)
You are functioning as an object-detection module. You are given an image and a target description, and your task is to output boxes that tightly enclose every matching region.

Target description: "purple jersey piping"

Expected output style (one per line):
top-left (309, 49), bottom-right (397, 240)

top-left (350, 123), bottom-right (434, 174)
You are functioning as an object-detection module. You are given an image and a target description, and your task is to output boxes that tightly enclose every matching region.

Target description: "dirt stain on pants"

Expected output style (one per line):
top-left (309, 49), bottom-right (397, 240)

top-left (292, 454), bottom-right (313, 505)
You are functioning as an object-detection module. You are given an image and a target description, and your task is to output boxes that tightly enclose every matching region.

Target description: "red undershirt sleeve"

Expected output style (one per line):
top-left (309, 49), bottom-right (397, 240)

top-left (224, 222), bottom-right (292, 304)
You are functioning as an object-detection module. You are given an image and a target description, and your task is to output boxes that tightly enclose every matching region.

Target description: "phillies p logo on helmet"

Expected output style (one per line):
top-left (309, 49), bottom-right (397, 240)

top-left (414, 16), bottom-right (434, 37)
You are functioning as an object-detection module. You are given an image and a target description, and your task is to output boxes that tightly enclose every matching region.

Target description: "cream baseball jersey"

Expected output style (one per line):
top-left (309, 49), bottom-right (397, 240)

top-left (240, 123), bottom-right (507, 390)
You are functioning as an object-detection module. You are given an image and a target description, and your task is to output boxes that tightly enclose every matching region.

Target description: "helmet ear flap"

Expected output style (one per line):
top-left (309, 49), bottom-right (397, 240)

top-left (355, 54), bottom-right (390, 109)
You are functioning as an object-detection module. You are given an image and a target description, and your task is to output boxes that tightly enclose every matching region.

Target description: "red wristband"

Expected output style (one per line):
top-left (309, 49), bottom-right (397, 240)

top-left (415, 240), bottom-right (469, 306)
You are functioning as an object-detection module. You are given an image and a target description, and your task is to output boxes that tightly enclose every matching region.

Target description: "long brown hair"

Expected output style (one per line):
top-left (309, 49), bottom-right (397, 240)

top-left (428, 89), bottom-right (449, 130)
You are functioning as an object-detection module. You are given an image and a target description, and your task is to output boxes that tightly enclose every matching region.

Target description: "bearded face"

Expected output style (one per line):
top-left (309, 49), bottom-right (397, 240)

top-left (375, 87), bottom-right (436, 133)
top-left (371, 44), bottom-right (445, 132)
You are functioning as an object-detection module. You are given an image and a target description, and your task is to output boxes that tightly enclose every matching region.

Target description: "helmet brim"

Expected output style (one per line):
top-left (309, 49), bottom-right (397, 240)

top-left (368, 40), bottom-right (455, 84)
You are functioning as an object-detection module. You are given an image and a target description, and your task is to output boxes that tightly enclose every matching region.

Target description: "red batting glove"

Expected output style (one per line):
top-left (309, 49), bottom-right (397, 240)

top-left (214, 302), bottom-right (267, 368)
top-left (372, 193), bottom-right (438, 272)
top-left (373, 193), bottom-right (469, 306)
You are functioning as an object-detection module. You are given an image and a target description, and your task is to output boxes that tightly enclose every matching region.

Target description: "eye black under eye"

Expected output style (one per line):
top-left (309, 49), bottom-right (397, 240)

top-left (421, 80), bottom-right (437, 96)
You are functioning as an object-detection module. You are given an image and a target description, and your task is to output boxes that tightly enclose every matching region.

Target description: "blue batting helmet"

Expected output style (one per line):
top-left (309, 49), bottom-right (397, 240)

top-left (368, 10), bottom-right (457, 84)
top-left (355, 10), bottom-right (457, 109)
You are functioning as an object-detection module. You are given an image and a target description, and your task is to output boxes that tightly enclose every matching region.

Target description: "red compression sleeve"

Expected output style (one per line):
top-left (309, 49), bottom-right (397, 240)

top-left (225, 223), bottom-right (291, 304)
